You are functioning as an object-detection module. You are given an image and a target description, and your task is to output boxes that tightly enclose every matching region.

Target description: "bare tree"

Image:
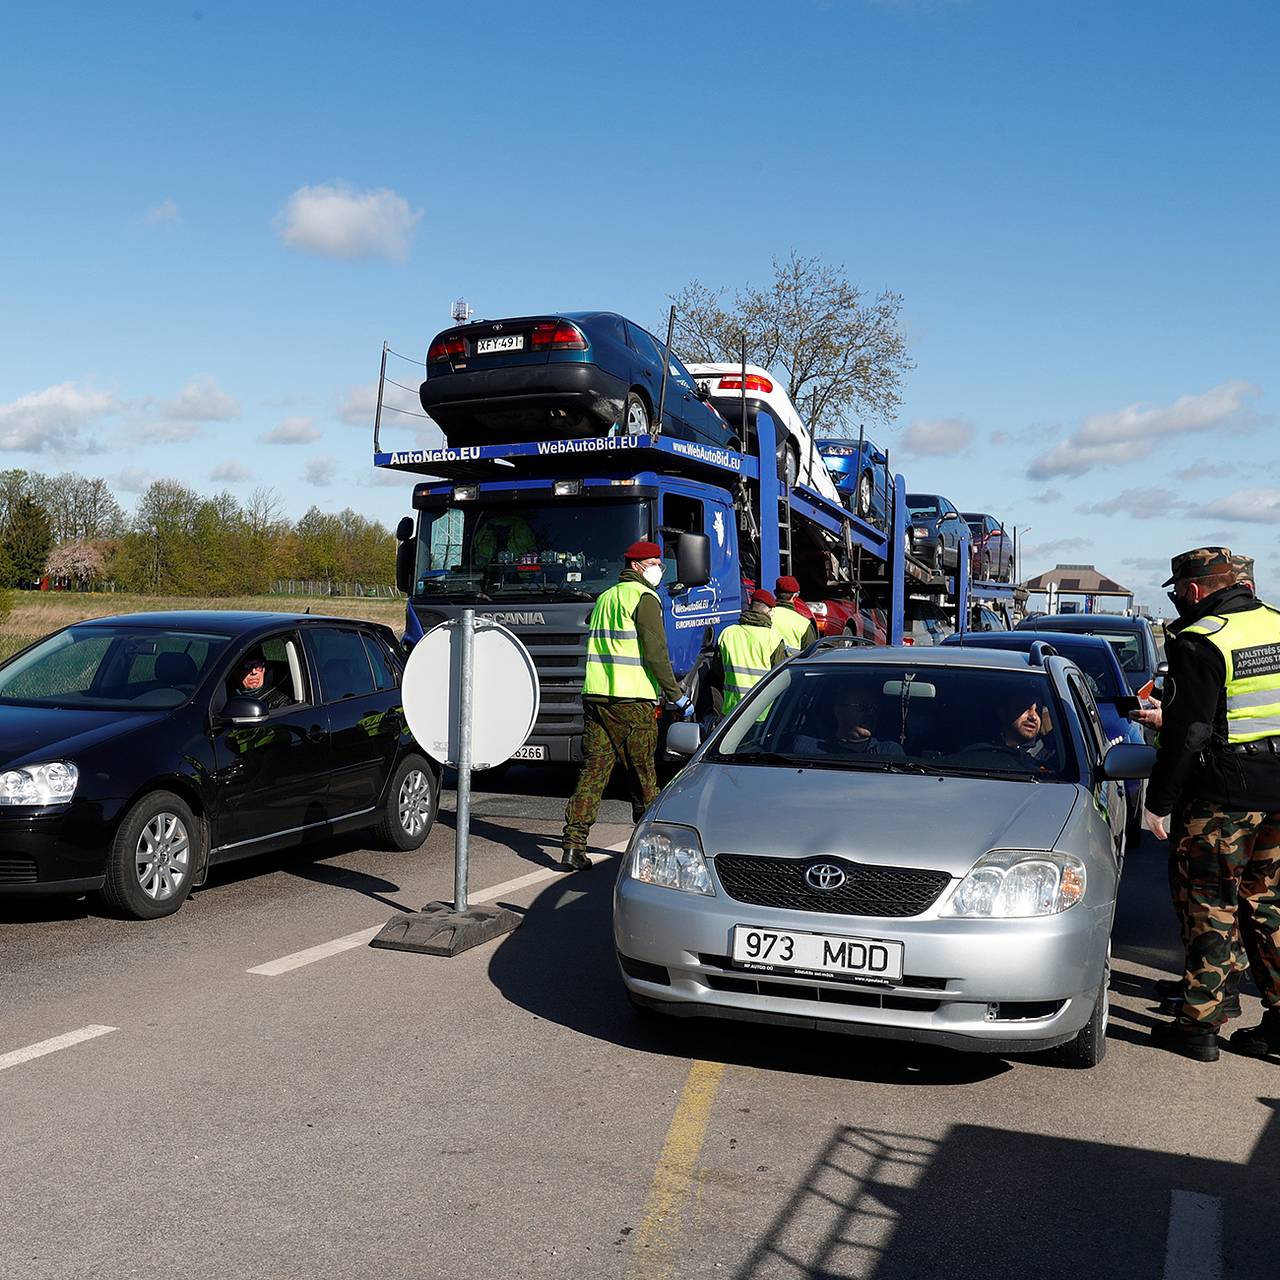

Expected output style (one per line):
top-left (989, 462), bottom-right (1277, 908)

top-left (668, 251), bottom-right (914, 433)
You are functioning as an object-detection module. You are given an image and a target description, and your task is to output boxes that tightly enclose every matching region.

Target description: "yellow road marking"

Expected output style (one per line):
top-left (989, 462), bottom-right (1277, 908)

top-left (629, 1059), bottom-right (727, 1279)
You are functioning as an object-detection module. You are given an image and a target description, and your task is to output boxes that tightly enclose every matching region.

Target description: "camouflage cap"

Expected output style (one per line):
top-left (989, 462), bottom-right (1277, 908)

top-left (1230, 553), bottom-right (1255, 586)
top-left (1162, 546), bottom-right (1233, 587)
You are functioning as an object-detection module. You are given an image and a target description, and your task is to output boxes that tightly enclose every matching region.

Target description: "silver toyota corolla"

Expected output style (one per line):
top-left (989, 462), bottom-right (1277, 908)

top-left (613, 645), bottom-right (1154, 1067)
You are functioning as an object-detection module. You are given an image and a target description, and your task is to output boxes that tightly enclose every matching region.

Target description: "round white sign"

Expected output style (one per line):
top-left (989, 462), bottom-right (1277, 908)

top-left (401, 617), bottom-right (540, 770)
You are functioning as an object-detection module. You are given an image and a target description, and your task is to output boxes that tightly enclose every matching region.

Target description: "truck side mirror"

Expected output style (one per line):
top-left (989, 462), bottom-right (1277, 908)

top-left (676, 532), bottom-right (711, 589)
top-left (395, 516), bottom-right (415, 596)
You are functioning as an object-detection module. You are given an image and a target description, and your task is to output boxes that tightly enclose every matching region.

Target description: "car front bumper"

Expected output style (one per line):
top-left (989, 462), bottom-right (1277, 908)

top-left (0, 800), bottom-right (120, 895)
top-left (613, 871), bottom-right (1110, 1054)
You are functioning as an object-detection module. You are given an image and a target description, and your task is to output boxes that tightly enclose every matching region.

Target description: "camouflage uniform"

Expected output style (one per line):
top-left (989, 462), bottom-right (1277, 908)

top-left (562, 701), bottom-right (659, 851)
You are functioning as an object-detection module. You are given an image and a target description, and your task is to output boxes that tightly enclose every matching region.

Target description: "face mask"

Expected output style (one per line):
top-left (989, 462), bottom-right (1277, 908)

top-left (641, 563), bottom-right (664, 587)
top-left (1167, 589), bottom-right (1195, 618)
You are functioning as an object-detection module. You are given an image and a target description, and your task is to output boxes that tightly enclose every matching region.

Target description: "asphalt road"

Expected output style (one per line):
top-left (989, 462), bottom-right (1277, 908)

top-left (2, 768), bottom-right (1276, 1280)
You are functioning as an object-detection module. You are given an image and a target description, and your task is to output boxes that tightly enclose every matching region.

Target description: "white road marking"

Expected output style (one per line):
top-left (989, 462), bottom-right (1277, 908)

top-left (247, 839), bottom-right (628, 976)
top-left (1163, 1190), bottom-right (1223, 1280)
top-left (0, 1024), bottom-right (118, 1073)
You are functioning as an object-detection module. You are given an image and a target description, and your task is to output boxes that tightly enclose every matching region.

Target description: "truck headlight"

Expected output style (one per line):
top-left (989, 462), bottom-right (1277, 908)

top-left (941, 850), bottom-right (1085, 917)
top-left (628, 822), bottom-right (714, 896)
top-left (0, 761), bottom-right (79, 806)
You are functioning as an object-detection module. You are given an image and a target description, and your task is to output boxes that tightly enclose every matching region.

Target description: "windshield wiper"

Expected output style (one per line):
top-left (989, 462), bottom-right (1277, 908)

top-left (929, 764), bottom-right (1043, 783)
top-left (715, 749), bottom-right (816, 767)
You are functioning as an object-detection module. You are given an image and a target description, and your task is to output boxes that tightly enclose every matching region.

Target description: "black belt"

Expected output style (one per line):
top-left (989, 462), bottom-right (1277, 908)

top-left (1224, 738), bottom-right (1280, 755)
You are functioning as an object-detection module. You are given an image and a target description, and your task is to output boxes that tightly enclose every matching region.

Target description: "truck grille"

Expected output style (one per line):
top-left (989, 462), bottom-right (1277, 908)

top-left (506, 625), bottom-right (588, 737)
top-left (713, 854), bottom-right (950, 918)
top-left (0, 856), bottom-right (38, 884)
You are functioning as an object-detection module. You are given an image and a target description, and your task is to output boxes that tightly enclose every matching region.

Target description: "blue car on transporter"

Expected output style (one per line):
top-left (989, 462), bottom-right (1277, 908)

top-left (942, 630), bottom-right (1147, 844)
top-left (418, 311), bottom-right (736, 451)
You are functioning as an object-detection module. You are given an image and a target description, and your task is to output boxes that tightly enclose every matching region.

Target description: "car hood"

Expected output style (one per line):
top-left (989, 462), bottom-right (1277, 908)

top-left (653, 763), bottom-right (1080, 877)
top-left (0, 704), bottom-right (167, 768)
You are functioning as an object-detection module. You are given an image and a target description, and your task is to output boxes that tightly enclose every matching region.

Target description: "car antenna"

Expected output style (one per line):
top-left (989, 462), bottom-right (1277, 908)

top-left (304, 606), bottom-right (311, 615)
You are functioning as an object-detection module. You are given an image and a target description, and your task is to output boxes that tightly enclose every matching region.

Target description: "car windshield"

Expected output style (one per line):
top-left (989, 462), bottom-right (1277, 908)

top-left (0, 626), bottom-right (230, 710)
top-left (1039, 625), bottom-right (1146, 673)
top-left (414, 498), bottom-right (650, 602)
top-left (907, 498), bottom-right (939, 518)
top-left (711, 664), bottom-right (1074, 781)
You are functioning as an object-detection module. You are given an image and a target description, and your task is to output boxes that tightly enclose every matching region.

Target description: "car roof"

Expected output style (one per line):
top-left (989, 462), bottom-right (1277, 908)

top-left (70, 611), bottom-right (376, 635)
top-left (798, 645), bottom-right (1051, 673)
top-left (1017, 613), bottom-right (1147, 632)
top-left (960, 511), bottom-right (992, 521)
top-left (946, 630), bottom-right (1116, 652)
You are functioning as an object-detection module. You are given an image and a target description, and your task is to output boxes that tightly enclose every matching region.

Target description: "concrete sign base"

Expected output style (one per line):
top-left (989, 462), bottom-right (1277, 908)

top-left (369, 900), bottom-right (521, 957)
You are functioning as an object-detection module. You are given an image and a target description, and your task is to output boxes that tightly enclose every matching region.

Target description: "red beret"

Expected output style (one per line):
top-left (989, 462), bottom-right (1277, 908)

top-left (624, 540), bottom-right (662, 561)
top-left (750, 589), bottom-right (777, 608)
top-left (775, 576), bottom-right (801, 595)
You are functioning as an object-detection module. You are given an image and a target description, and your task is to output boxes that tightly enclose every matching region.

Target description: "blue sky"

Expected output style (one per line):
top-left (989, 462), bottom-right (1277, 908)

top-left (2, 0), bottom-right (1277, 609)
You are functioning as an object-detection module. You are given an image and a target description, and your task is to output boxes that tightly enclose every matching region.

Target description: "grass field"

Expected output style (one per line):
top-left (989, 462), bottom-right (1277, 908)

top-left (0, 592), bottom-right (406, 661)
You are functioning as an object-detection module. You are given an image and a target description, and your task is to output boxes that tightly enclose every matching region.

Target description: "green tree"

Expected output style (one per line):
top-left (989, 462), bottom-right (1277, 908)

top-left (131, 479), bottom-right (203, 593)
top-left (668, 250), bottom-right (914, 432)
top-left (2, 495), bottom-right (54, 587)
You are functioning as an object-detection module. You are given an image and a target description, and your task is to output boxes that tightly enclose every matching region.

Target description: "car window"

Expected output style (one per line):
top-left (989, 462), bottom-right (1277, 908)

top-left (361, 633), bottom-right (398, 691)
top-left (1067, 673), bottom-right (1109, 761)
top-left (311, 627), bottom-right (376, 702)
top-left (224, 633), bottom-right (308, 710)
top-left (907, 497), bottom-right (939, 518)
top-left (711, 665), bottom-right (1073, 780)
top-left (627, 323), bottom-right (664, 365)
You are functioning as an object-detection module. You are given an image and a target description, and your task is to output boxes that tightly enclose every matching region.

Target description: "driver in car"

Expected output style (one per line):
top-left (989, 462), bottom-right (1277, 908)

top-left (790, 687), bottom-right (906, 759)
top-left (230, 655), bottom-right (292, 711)
top-left (997, 693), bottom-right (1052, 761)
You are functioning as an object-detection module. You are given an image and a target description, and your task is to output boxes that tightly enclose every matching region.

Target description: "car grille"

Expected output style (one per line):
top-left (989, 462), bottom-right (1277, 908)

top-left (0, 856), bottom-right (38, 885)
top-left (702, 971), bottom-right (940, 1013)
top-left (698, 956), bottom-right (949, 991)
top-left (713, 854), bottom-right (951, 918)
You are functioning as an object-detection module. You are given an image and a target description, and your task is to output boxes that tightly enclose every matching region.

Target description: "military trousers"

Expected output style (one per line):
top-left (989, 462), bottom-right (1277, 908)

top-left (563, 699), bottom-right (659, 852)
top-left (1178, 800), bottom-right (1280, 1026)
top-left (1168, 805), bottom-right (1248, 975)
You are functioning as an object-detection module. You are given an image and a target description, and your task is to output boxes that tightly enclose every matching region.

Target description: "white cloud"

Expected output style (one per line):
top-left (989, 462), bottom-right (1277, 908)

top-left (1029, 488), bottom-right (1062, 504)
top-left (1028, 380), bottom-right (1261, 479)
top-left (277, 182), bottom-right (423, 261)
top-left (135, 420), bottom-right (204, 443)
top-left (304, 455), bottom-right (338, 487)
top-left (1176, 460), bottom-right (1234, 483)
top-left (1075, 487), bottom-right (1183, 520)
top-left (262, 416), bottom-right (322, 445)
top-left (112, 466), bottom-right (155, 493)
top-left (1024, 536), bottom-right (1090, 559)
top-left (162, 374), bottom-right (240, 422)
top-left (144, 198), bottom-right (180, 225)
top-left (1191, 488), bottom-right (1280, 524)
top-left (337, 382), bottom-right (378, 426)
top-left (0, 382), bottom-right (121, 452)
top-left (211, 461), bottom-right (252, 483)
top-left (899, 415), bottom-right (975, 456)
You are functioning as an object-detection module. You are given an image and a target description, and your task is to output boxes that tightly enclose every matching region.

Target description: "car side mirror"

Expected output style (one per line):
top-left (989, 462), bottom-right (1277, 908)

top-left (395, 524), bottom-right (416, 595)
top-left (220, 696), bottom-right (268, 726)
top-left (1100, 742), bottom-right (1156, 781)
top-left (666, 721), bottom-right (701, 757)
top-left (1156, 661), bottom-right (1170, 677)
top-left (676, 531), bottom-right (711, 589)
top-left (871, 450), bottom-right (887, 465)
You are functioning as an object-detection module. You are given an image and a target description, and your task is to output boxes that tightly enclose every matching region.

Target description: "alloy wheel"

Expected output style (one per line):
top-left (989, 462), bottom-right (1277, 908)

top-left (135, 812), bottom-right (191, 902)
top-left (857, 473), bottom-right (872, 517)
top-left (398, 769), bottom-right (432, 838)
top-left (626, 397), bottom-right (649, 433)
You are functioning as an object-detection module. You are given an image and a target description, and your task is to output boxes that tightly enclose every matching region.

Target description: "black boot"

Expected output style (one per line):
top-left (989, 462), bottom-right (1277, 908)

top-left (1229, 1009), bottom-right (1280, 1059)
top-left (1151, 1019), bottom-right (1220, 1062)
top-left (558, 847), bottom-right (593, 872)
top-left (1154, 977), bottom-right (1182, 1001)
top-left (1157, 973), bottom-right (1242, 1019)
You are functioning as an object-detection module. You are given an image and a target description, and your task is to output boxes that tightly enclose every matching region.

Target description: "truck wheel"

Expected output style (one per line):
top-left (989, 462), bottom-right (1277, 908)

top-left (625, 392), bottom-right (650, 434)
top-left (101, 791), bottom-right (199, 920)
top-left (374, 756), bottom-right (437, 850)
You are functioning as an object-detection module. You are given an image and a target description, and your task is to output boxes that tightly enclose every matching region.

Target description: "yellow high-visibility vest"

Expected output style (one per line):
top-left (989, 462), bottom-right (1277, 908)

top-left (581, 578), bottom-right (661, 701)
top-left (1183, 605), bottom-right (1280, 743)
top-left (719, 623), bottom-right (777, 713)
top-left (772, 604), bottom-right (812, 655)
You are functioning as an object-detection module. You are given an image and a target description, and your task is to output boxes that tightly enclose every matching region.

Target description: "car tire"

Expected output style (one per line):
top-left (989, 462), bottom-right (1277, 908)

top-left (1048, 960), bottom-right (1109, 1069)
top-left (101, 791), bottom-right (200, 920)
top-left (374, 755), bottom-right (437, 851)
top-left (981, 553), bottom-right (992, 581)
top-left (780, 442), bottom-right (799, 489)
top-left (856, 472), bottom-right (873, 519)
top-left (932, 543), bottom-right (944, 575)
top-left (625, 391), bottom-right (650, 435)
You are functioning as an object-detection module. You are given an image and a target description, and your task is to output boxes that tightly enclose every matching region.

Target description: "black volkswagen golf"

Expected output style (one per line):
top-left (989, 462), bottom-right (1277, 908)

top-left (0, 612), bottom-right (439, 919)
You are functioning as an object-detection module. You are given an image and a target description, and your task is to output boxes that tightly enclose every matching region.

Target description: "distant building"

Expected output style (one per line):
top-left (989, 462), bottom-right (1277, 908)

top-left (1022, 564), bottom-right (1134, 615)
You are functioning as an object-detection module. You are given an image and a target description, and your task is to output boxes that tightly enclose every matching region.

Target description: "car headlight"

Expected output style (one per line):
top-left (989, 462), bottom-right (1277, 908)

top-left (0, 760), bottom-right (80, 806)
top-left (941, 849), bottom-right (1085, 918)
top-left (911, 525), bottom-right (930, 537)
top-left (628, 822), bottom-right (714, 896)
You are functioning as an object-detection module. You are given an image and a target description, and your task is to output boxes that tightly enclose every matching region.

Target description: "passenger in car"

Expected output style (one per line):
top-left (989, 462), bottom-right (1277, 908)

top-left (790, 687), bottom-right (906, 759)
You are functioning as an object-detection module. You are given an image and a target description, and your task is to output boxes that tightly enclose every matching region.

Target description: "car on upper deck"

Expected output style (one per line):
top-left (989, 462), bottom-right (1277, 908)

top-left (685, 363), bottom-right (842, 503)
top-left (905, 493), bottom-right (966, 575)
top-left (419, 311), bottom-right (736, 452)
top-left (0, 612), bottom-right (438, 919)
top-left (614, 645), bottom-right (1154, 1067)
top-left (962, 512), bottom-right (1014, 582)
top-left (1015, 612), bottom-right (1159, 696)
top-left (815, 436), bottom-right (892, 527)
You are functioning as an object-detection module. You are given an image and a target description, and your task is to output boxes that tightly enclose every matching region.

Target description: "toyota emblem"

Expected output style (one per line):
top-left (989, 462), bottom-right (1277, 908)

top-left (805, 863), bottom-right (846, 892)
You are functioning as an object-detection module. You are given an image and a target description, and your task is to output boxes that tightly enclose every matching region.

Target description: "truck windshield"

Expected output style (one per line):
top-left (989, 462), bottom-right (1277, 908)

top-left (414, 498), bottom-right (651, 602)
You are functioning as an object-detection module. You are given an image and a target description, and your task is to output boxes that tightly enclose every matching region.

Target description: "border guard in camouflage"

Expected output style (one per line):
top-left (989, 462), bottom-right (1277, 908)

top-left (1145, 546), bottom-right (1280, 1062)
top-left (561, 540), bottom-right (692, 871)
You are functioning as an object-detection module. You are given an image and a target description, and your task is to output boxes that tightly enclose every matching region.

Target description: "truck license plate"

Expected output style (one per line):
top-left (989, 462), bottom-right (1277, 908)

top-left (731, 925), bottom-right (904, 982)
top-left (476, 335), bottom-right (523, 354)
top-left (510, 744), bottom-right (546, 761)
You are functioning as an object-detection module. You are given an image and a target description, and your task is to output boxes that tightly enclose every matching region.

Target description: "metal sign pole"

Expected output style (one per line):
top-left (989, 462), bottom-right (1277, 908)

top-left (454, 609), bottom-right (475, 914)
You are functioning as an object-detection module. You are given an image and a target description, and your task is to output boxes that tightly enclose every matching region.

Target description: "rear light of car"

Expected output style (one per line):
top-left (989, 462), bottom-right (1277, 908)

top-left (530, 321), bottom-right (587, 351)
top-left (717, 374), bottom-right (773, 393)
top-left (902, 636), bottom-right (915, 646)
top-left (427, 334), bottom-right (466, 363)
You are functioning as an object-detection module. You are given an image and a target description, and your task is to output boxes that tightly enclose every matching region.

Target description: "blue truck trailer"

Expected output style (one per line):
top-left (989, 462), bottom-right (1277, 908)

top-left (375, 410), bottom-right (973, 764)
